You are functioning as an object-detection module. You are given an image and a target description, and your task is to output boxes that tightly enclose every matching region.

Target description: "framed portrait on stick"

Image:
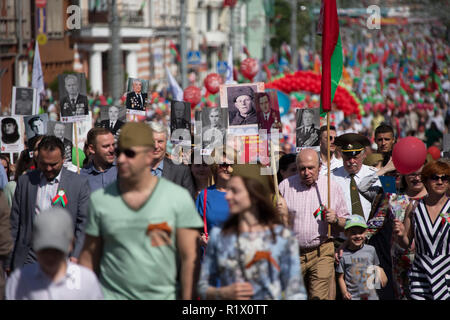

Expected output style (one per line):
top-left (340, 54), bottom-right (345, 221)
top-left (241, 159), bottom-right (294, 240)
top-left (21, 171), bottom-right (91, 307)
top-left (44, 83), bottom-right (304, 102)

top-left (58, 73), bottom-right (89, 122)
top-left (11, 87), bottom-right (39, 115)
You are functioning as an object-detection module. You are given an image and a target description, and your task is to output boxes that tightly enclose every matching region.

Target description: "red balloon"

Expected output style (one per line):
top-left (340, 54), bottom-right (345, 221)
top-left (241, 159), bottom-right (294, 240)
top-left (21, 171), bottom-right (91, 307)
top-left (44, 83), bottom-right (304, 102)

top-left (183, 86), bottom-right (201, 107)
top-left (240, 58), bottom-right (259, 80)
top-left (203, 73), bottom-right (223, 94)
top-left (392, 137), bottom-right (427, 174)
top-left (427, 146), bottom-right (441, 160)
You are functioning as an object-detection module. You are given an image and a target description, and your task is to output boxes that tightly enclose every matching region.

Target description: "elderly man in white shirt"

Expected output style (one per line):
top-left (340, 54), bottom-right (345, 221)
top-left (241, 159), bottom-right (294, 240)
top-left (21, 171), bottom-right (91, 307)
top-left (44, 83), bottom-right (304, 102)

top-left (332, 133), bottom-right (381, 222)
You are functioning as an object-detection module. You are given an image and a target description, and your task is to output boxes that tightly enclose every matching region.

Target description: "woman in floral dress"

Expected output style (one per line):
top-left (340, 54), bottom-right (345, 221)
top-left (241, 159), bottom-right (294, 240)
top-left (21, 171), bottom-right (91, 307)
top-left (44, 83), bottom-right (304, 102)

top-left (197, 175), bottom-right (307, 300)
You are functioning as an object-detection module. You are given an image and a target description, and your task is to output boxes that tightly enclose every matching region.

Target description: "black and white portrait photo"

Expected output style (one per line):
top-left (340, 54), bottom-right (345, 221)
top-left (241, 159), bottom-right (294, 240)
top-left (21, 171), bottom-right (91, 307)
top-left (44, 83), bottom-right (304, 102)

top-left (97, 105), bottom-right (126, 138)
top-left (11, 87), bottom-right (38, 116)
top-left (296, 108), bottom-right (320, 148)
top-left (170, 100), bottom-right (191, 141)
top-left (58, 73), bottom-right (89, 121)
top-left (0, 116), bottom-right (24, 153)
top-left (48, 121), bottom-right (73, 163)
top-left (201, 107), bottom-right (228, 150)
top-left (219, 82), bottom-right (264, 136)
top-left (24, 114), bottom-right (48, 141)
top-left (125, 78), bottom-right (148, 113)
top-left (226, 85), bottom-right (258, 126)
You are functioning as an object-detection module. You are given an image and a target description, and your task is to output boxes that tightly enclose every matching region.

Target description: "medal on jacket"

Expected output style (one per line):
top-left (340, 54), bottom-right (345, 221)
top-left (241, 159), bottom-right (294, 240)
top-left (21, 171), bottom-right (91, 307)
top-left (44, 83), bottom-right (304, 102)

top-left (313, 205), bottom-right (326, 220)
top-left (52, 190), bottom-right (68, 207)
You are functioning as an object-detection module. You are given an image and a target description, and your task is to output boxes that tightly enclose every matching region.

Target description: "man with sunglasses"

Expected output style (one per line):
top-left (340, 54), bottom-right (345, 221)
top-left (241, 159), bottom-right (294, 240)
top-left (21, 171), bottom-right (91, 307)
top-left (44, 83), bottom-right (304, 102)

top-left (80, 128), bottom-right (117, 192)
top-left (319, 125), bottom-right (343, 176)
top-left (79, 122), bottom-right (203, 300)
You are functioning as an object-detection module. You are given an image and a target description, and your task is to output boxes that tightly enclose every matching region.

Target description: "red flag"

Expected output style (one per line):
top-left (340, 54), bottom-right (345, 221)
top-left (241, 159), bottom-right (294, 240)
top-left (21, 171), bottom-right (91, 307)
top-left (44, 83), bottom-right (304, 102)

top-left (319, 0), bottom-right (343, 113)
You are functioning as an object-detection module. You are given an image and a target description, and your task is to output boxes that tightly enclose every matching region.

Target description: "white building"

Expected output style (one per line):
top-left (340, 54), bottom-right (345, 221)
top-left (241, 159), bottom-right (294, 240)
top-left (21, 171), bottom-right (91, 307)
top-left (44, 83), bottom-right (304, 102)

top-left (73, 0), bottom-right (262, 94)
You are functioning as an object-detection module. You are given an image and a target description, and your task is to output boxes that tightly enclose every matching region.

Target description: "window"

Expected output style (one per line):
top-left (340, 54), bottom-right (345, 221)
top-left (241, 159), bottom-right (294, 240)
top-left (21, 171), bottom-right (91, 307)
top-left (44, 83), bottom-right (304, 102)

top-left (46, 0), bottom-right (63, 38)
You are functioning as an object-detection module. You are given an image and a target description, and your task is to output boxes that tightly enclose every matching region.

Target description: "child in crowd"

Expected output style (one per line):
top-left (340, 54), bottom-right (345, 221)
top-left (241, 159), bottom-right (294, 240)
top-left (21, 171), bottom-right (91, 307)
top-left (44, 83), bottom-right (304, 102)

top-left (336, 215), bottom-right (387, 300)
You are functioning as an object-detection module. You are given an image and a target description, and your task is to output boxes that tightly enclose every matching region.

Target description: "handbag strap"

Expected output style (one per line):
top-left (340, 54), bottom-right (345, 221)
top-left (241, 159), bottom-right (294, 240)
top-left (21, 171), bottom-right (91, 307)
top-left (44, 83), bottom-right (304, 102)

top-left (202, 188), bottom-right (208, 237)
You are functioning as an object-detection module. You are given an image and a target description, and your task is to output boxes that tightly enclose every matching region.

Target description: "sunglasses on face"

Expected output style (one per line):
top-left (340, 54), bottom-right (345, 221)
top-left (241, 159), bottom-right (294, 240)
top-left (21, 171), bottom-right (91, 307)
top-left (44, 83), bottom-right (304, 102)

top-left (219, 163), bottom-right (231, 169)
top-left (429, 175), bottom-right (450, 182)
top-left (115, 148), bottom-right (147, 158)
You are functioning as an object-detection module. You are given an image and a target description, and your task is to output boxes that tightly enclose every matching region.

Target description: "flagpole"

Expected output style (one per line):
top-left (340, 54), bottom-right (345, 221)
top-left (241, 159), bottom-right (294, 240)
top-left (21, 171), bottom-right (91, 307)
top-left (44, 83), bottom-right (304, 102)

top-left (327, 112), bottom-right (331, 237)
top-left (74, 122), bottom-right (80, 174)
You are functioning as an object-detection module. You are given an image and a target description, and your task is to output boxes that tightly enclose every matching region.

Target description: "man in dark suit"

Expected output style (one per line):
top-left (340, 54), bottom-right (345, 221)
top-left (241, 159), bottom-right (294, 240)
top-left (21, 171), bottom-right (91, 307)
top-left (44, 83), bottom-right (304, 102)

top-left (125, 79), bottom-right (147, 111)
top-left (296, 109), bottom-right (320, 147)
top-left (60, 74), bottom-right (89, 117)
top-left (99, 105), bottom-right (124, 136)
top-left (149, 122), bottom-right (195, 198)
top-left (7, 136), bottom-right (90, 272)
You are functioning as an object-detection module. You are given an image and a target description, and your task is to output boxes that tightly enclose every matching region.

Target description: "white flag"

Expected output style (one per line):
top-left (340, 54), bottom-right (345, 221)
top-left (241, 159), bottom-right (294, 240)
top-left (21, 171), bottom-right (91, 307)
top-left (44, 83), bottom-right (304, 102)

top-left (225, 46), bottom-right (235, 84)
top-left (31, 41), bottom-right (45, 97)
top-left (165, 66), bottom-right (183, 101)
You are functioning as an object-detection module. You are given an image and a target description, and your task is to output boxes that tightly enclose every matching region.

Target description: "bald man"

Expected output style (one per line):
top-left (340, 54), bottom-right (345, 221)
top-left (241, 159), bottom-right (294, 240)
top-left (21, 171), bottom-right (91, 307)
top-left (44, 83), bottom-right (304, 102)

top-left (279, 149), bottom-right (350, 300)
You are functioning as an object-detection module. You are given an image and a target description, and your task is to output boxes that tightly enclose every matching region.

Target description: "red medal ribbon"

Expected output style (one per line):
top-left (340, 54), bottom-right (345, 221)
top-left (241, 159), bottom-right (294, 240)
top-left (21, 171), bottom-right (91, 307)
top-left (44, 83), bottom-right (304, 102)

top-left (52, 190), bottom-right (68, 207)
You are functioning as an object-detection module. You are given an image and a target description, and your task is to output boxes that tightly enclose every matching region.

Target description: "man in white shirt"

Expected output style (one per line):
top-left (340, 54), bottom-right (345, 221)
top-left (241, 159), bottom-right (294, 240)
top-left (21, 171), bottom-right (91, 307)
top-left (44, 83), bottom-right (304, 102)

top-left (318, 125), bottom-right (343, 176)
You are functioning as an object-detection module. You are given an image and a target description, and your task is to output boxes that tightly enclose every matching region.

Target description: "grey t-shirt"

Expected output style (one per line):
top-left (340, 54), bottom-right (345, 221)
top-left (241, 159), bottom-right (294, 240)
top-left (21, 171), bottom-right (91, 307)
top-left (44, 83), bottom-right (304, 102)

top-left (336, 244), bottom-right (380, 300)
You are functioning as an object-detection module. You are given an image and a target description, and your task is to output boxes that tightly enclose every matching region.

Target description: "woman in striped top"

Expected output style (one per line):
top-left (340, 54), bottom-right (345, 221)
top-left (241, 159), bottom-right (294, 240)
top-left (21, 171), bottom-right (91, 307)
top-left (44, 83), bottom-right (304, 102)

top-left (393, 160), bottom-right (450, 300)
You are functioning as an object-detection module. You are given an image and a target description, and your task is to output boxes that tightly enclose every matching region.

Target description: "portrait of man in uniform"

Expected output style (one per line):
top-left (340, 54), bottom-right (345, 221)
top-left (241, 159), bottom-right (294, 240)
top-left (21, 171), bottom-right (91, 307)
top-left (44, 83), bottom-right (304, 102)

top-left (59, 74), bottom-right (89, 118)
top-left (296, 108), bottom-right (320, 148)
top-left (125, 78), bottom-right (148, 111)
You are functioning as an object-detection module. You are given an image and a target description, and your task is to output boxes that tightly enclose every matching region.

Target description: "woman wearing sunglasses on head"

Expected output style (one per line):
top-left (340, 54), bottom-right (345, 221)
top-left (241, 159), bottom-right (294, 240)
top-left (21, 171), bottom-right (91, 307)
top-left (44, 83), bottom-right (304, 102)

top-left (393, 160), bottom-right (450, 300)
top-left (197, 173), bottom-right (307, 300)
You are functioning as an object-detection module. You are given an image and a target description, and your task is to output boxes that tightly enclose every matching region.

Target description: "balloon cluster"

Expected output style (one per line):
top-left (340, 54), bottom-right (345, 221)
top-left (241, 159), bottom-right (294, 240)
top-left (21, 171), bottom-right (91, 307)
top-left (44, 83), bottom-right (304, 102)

top-left (203, 73), bottom-right (223, 94)
top-left (183, 85), bottom-right (202, 107)
top-left (240, 58), bottom-right (259, 81)
top-left (266, 71), bottom-right (362, 118)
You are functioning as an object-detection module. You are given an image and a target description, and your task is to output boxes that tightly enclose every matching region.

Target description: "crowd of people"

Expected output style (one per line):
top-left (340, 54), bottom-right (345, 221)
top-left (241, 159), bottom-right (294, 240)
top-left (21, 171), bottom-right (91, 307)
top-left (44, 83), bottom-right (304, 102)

top-left (0, 19), bottom-right (449, 301)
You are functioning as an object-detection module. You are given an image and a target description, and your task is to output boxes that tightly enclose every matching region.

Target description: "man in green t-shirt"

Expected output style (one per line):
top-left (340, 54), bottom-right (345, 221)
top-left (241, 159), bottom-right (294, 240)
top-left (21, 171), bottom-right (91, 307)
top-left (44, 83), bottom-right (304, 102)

top-left (79, 122), bottom-right (203, 299)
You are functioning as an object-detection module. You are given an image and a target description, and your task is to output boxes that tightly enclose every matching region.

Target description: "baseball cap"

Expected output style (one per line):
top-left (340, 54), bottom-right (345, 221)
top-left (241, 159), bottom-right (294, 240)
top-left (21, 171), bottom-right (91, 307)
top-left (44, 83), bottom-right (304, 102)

top-left (33, 208), bottom-right (74, 254)
top-left (118, 122), bottom-right (155, 150)
top-left (344, 215), bottom-right (368, 230)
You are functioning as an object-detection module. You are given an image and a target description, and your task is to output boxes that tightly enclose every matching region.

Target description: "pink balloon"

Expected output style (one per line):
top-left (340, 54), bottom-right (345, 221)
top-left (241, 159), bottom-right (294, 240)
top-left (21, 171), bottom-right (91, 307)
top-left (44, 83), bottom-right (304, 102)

top-left (392, 137), bottom-right (427, 174)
